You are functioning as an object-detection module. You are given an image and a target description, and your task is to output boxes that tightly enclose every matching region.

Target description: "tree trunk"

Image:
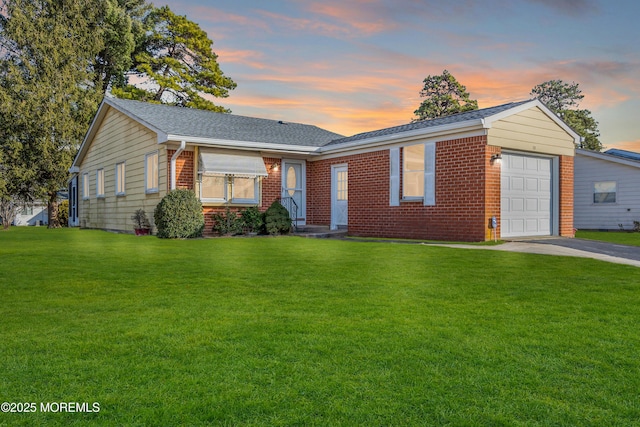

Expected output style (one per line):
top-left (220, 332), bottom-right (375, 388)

top-left (47, 191), bottom-right (60, 228)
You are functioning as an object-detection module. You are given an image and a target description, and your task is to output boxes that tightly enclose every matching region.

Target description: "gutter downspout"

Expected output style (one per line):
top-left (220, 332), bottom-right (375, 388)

top-left (170, 141), bottom-right (186, 190)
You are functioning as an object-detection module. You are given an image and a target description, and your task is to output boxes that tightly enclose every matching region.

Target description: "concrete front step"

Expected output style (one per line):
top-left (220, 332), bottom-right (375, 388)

top-left (293, 225), bottom-right (348, 238)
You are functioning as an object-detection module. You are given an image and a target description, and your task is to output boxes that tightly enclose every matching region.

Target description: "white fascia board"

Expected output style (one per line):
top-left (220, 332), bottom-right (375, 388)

top-left (577, 148), bottom-right (640, 169)
top-left (318, 120), bottom-right (485, 155)
top-left (163, 135), bottom-right (321, 154)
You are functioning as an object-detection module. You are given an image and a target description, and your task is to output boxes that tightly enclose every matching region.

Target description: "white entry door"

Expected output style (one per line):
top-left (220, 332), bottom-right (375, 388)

top-left (331, 164), bottom-right (348, 230)
top-left (501, 153), bottom-right (552, 237)
top-left (281, 160), bottom-right (305, 225)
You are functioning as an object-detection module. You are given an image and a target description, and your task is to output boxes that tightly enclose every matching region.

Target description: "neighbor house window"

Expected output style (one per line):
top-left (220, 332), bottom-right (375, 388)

top-left (403, 144), bottom-right (425, 198)
top-left (145, 151), bottom-right (159, 193)
top-left (96, 168), bottom-right (105, 198)
top-left (594, 181), bottom-right (616, 204)
top-left (115, 162), bottom-right (126, 196)
top-left (82, 173), bottom-right (90, 199)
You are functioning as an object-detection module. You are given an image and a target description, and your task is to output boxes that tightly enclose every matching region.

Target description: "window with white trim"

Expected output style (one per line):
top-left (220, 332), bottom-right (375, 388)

top-left (96, 169), bottom-right (105, 198)
top-left (594, 181), bottom-right (616, 204)
top-left (145, 151), bottom-right (159, 193)
top-left (198, 151), bottom-right (267, 205)
top-left (403, 144), bottom-right (425, 198)
top-left (115, 162), bottom-right (126, 196)
top-left (82, 173), bottom-right (90, 199)
top-left (201, 175), bottom-right (227, 202)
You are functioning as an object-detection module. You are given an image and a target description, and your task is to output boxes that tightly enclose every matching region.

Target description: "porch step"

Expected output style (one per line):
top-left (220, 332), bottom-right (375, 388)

top-left (293, 225), bottom-right (348, 239)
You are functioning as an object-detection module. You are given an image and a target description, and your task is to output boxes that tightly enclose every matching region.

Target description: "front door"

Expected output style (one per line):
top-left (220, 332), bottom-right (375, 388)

top-left (281, 159), bottom-right (305, 225)
top-left (331, 164), bottom-right (348, 230)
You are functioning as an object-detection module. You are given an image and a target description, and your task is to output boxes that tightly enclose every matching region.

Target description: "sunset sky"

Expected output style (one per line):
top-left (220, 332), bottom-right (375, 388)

top-left (163, 0), bottom-right (640, 151)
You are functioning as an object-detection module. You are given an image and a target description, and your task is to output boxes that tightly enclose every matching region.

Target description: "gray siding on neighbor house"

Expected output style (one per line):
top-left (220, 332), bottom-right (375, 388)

top-left (574, 152), bottom-right (640, 230)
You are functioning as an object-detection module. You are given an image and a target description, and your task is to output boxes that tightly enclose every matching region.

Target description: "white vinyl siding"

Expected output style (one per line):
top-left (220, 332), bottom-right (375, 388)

top-left (574, 151), bottom-right (640, 230)
top-left (77, 108), bottom-right (167, 231)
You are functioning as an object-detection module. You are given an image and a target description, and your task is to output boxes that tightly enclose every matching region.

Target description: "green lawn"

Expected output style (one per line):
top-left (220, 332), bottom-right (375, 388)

top-left (1, 228), bottom-right (640, 426)
top-left (576, 230), bottom-right (640, 246)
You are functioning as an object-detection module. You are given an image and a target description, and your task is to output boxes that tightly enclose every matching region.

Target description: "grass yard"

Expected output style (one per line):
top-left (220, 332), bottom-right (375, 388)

top-left (576, 230), bottom-right (640, 247)
top-left (1, 228), bottom-right (640, 426)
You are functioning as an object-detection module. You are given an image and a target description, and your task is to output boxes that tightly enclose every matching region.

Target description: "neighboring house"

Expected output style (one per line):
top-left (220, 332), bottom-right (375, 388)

top-left (13, 201), bottom-right (48, 226)
top-left (574, 148), bottom-right (640, 230)
top-left (69, 97), bottom-right (578, 241)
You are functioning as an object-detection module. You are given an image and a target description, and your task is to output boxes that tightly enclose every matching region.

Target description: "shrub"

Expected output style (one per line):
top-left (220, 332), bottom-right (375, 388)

top-left (264, 200), bottom-right (291, 235)
top-left (154, 189), bottom-right (204, 239)
top-left (58, 200), bottom-right (69, 227)
top-left (240, 206), bottom-right (265, 234)
top-left (212, 206), bottom-right (243, 236)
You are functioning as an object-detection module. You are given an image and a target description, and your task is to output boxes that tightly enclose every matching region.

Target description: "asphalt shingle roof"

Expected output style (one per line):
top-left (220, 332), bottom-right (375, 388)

top-left (106, 97), bottom-right (345, 147)
top-left (326, 100), bottom-right (534, 146)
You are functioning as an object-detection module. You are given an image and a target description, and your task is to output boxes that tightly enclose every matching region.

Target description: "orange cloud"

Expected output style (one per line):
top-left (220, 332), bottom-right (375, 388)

top-left (607, 139), bottom-right (640, 152)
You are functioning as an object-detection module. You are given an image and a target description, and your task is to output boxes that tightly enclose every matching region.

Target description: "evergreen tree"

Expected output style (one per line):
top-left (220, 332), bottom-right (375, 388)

top-left (413, 70), bottom-right (478, 121)
top-left (0, 0), bottom-right (104, 227)
top-left (530, 80), bottom-right (602, 151)
top-left (112, 5), bottom-right (236, 112)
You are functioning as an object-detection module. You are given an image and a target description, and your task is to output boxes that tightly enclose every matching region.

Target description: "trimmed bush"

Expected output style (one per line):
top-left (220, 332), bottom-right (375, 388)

top-left (212, 206), bottom-right (244, 236)
top-left (265, 200), bottom-right (291, 235)
top-left (154, 189), bottom-right (204, 239)
top-left (240, 206), bottom-right (265, 234)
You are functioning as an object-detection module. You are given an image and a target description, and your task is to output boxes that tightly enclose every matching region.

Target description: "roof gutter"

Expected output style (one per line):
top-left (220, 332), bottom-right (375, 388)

top-left (170, 141), bottom-right (186, 190)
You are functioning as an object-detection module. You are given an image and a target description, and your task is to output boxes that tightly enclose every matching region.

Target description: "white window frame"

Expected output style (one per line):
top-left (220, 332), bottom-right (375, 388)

top-left (403, 143), bottom-right (425, 200)
top-left (199, 174), bottom-right (228, 203)
top-left (96, 168), bottom-right (105, 198)
top-left (82, 173), bottom-right (90, 200)
top-left (230, 176), bottom-right (260, 204)
top-left (593, 181), bottom-right (617, 204)
top-left (145, 151), bottom-right (159, 194)
top-left (115, 162), bottom-right (126, 196)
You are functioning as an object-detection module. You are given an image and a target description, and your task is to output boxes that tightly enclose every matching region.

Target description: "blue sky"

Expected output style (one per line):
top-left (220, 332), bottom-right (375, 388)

top-left (163, 0), bottom-right (640, 150)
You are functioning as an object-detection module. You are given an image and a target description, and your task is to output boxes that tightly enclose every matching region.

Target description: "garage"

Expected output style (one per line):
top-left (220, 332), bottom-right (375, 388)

top-left (501, 153), bottom-right (552, 238)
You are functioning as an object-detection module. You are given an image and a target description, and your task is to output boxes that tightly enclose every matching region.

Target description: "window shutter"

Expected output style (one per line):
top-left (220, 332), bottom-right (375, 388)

top-left (424, 142), bottom-right (435, 206)
top-left (389, 147), bottom-right (400, 206)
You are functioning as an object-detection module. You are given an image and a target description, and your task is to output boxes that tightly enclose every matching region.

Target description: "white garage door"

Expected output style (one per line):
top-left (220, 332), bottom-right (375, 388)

top-left (501, 153), bottom-right (552, 238)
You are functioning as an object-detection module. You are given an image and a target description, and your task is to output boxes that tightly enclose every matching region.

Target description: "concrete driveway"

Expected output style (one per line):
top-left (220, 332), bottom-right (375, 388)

top-left (436, 238), bottom-right (640, 268)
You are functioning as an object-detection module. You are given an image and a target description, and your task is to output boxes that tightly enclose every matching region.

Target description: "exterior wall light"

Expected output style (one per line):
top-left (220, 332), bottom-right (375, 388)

top-left (270, 162), bottom-right (280, 172)
top-left (490, 154), bottom-right (502, 165)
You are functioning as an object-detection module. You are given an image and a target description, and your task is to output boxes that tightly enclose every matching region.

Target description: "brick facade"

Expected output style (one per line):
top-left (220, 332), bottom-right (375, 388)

top-left (559, 155), bottom-right (575, 237)
top-left (168, 141), bottom-right (573, 241)
top-left (307, 136), bottom-right (498, 241)
top-left (167, 152), bottom-right (283, 235)
top-left (167, 149), bottom-right (195, 190)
